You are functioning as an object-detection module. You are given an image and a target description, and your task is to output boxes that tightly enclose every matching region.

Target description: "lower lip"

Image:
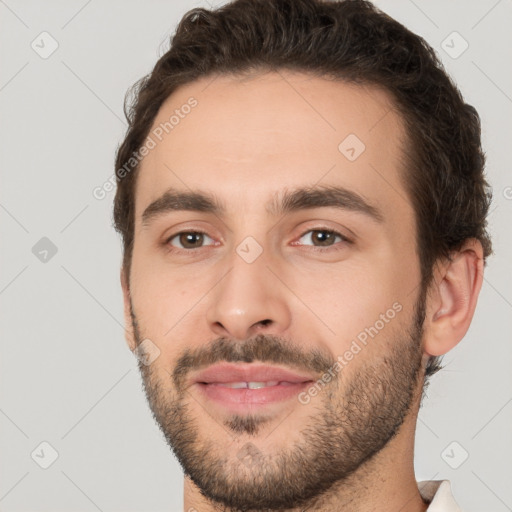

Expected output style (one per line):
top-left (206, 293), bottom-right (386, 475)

top-left (194, 382), bottom-right (312, 412)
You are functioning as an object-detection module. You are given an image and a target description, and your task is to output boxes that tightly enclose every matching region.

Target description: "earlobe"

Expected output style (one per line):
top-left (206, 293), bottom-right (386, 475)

top-left (121, 267), bottom-right (137, 353)
top-left (423, 239), bottom-right (484, 357)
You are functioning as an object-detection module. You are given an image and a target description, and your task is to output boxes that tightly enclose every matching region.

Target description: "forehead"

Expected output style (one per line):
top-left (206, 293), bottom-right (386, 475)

top-left (135, 70), bottom-right (412, 226)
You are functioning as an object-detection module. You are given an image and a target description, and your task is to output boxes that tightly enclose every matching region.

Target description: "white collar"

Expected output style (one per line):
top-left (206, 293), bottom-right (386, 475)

top-left (418, 480), bottom-right (463, 511)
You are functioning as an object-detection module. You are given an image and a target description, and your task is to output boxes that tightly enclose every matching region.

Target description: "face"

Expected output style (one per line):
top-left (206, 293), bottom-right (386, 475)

top-left (124, 71), bottom-right (428, 510)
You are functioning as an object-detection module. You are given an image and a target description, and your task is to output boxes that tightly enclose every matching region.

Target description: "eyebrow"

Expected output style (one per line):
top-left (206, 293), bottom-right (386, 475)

top-left (141, 185), bottom-right (384, 227)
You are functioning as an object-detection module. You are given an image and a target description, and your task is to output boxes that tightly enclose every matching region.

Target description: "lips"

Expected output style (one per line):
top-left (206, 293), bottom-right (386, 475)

top-left (190, 363), bottom-right (317, 412)
top-left (191, 362), bottom-right (316, 386)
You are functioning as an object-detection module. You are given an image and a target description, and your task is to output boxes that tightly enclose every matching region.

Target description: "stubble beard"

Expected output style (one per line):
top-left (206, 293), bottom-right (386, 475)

top-left (130, 296), bottom-right (425, 511)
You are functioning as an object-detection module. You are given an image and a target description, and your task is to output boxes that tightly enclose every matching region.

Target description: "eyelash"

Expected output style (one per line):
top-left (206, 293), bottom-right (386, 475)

top-left (164, 228), bottom-right (351, 253)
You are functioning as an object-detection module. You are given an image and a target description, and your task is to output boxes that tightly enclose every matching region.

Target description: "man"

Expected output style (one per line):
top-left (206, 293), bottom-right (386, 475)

top-left (113, 0), bottom-right (492, 510)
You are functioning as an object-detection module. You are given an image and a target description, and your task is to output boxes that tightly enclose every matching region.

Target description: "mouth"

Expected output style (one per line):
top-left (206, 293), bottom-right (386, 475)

top-left (190, 363), bottom-right (316, 412)
top-left (205, 380), bottom-right (301, 388)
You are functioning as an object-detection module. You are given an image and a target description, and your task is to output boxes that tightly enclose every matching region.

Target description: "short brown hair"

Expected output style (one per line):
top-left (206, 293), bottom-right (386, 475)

top-left (113, 0), bottom-right (493, 381)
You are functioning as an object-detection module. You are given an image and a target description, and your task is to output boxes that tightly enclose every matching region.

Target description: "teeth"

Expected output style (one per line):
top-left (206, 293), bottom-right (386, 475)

top-left (213, 381), bottom-right (281, 389)
top-left (248, 381), bottom-right (279, 389)
top-left (220, 382), bottom-right (248, 389)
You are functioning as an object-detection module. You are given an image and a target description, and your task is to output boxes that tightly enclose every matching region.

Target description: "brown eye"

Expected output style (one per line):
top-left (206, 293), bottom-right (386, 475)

top-left (167, 231), bottom-right (214, 250)
top-left (297, 229), bottom-right (347, 247)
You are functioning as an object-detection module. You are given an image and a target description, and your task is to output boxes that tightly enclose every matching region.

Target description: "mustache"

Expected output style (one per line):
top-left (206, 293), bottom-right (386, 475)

top-left (171, 334), bottom-right (337, 392)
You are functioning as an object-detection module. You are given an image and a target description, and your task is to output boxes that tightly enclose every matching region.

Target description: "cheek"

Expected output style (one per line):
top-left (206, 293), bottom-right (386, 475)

top-left (287, 255), bottom-right (415, 352)
top-left (130, 252), bottom-right (215, 343)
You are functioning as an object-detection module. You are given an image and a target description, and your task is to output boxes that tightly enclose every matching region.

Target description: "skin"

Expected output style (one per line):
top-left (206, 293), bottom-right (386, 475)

top-left (121, 70), bottom-right (484, 512)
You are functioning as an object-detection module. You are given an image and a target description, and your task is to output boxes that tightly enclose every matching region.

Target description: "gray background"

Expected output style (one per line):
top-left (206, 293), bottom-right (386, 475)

top-left (0, 0), bottom-right (511, 511)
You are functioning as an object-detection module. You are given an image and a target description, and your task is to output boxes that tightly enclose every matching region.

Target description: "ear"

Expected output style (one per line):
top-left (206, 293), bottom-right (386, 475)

top-left (121, 266), bottom-right (137, 352)
top-left (422, 239), bottom-right (484, 357)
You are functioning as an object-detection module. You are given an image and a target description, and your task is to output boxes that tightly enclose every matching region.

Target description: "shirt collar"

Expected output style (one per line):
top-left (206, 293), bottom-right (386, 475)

top-left (418, 480), bottom-right (463, 511)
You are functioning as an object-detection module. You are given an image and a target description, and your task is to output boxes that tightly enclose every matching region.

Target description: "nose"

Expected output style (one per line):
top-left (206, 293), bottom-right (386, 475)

top-left (206, 253), bottom-right (292, 341)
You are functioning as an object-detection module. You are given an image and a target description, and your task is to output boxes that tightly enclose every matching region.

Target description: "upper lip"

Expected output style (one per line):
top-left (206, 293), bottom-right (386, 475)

top-left (191, 363), bottom-right (317, 385)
